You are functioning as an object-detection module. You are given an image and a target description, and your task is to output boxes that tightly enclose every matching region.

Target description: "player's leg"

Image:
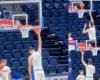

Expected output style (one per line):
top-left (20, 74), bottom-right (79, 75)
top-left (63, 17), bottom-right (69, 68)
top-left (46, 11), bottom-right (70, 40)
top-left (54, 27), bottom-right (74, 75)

top-left (34, 71), bottom-right (39, 80)
top-left (32, 71), bottom-right (34, 80)
top-left (41, 71), bottom-right (46, 80)
top-left (40, 71), bottom-right (46, 80)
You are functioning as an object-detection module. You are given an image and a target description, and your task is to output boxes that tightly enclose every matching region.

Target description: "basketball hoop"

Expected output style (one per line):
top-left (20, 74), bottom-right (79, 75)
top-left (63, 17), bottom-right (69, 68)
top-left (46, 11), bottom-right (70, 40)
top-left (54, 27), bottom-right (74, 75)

top-left (77, 2), bottom-right (85, 18)
top-left (77, 9), bottom-right (85, 18)
top-left (19, 24), bottom-right (31, 38)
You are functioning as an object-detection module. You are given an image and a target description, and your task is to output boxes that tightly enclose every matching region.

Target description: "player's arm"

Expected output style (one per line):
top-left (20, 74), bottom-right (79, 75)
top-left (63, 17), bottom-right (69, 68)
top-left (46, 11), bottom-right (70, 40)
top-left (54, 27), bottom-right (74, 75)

top-left (89, 12), bottom-right (94, 23)
top-left (37, 29), bottom-right (42, 54)
top-left (80, 49), bottom-right (88, 68)
top-left (28, 56), bottom-right (32, 80)
top-left (82, 24), bottom-right (89, 34)
top-left (8, 67), bottom-right (11, 80)
top-left (9, 73), bottom-right (11, 80)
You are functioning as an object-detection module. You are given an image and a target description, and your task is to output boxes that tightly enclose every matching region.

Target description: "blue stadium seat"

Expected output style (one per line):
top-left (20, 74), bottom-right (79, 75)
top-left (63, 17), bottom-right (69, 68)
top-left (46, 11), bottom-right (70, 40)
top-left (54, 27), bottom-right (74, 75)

top-left (56, 32), bottom-right (66, 40)
top-left (48, 24), bottom-right (57, 33)
top-left (53, 0), bottom-right (62, 3)
top-left (3, 50), bottom-right (12, 60)
top-left (14, 42), bottom-right (23, 50)
top-left (42, 50), bottom-right (49, 58)
top-left (23, 41), bottom-right (33, 49)
top-left (47, 58), bottom-right (58, 74)
top-left (7, 61), bottom-right (12, 67)
top-left (15, 33), bottom-right (22, 41)
top-left (11, 59), bottom-right (20, 68)
top-left (20, 58), bottom-right (28, 68)
top-left (45, 0), bottom-right (53, 3)
top-left (42, 58), bottom-right (48, 74)
top-left (50, 17), bottom-right (59, 25)
top-left (53, 3), bottom-right (62, 10)
top-left (0, 36), bottom-right (6, 42)
top-left (21, 49), bottom-right (29, 58)
top-left (44, 3), bottom-right (53, 10)
top-left (0, 52), bottom-right (3, 59)
top-left (12, 50), bottom-right (21, 59)
top-left (43, 11), bottom-right (52, 18)
top-left (7, 34), bottom-right (16, 42)
top-left (4, 42), bottom-right (14, 50)
top-left (42, 58), bottom-right (48, 68)
top-left (48, 58), bottom-right (58, 69)
top-left (52, 11), bottom-right (59, 17)
top-left (0, 43), bottom-right (4, 51)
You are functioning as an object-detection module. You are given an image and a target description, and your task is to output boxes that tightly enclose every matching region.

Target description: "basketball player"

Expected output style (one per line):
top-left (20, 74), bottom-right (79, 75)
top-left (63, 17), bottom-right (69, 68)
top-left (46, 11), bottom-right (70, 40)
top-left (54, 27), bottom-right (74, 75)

top-left (28, 28), bottom-right (45, 80)
top-left (80, 48), bottom-right (95, 80)
top-left (0, 59), bottom-right (11, 80)
top-left (82, 12), bottom-right (96, 46)
top-left (76, 70), bottom-right (85, 80)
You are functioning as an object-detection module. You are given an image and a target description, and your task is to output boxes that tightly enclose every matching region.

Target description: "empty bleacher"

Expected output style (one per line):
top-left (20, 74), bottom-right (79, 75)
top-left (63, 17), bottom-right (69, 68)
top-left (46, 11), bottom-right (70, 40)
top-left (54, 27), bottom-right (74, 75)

top-left (67, 2), bottom-right (100, 79)
top-left (0, 28), bottom-right (68, 79)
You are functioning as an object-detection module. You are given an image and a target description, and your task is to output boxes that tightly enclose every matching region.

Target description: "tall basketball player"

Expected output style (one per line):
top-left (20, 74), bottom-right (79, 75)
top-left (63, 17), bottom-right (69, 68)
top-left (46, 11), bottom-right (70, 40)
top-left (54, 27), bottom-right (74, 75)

top-left (82, 12), bottom-right (96, 46)
top-left (0, 59), bottom-right (11, 80)
top-left (80, 48), bottom-right (95, 80)
top-left (28, 28), bottom-right (45, 80)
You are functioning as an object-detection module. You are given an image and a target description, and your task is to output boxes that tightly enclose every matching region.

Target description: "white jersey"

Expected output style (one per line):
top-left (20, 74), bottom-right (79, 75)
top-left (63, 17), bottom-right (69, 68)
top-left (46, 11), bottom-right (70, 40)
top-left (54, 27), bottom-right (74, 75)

top-left (86, 64), bottom-right (95, 78)
top-left (0, 66), bottom-right (11, 80)
top-left (68, 37), bottom-right (73, 40)
top-left (88, 26), bottom-right (96, 40)
top-left (32, 51), bottom-right (43, 70)
top-left (76, 75), bottom-right (85, 80)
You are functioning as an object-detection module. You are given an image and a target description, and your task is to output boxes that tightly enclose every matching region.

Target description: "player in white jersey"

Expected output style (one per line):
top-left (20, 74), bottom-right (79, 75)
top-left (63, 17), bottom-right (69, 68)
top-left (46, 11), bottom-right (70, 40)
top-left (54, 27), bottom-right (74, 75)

top-left (0, 59), bottom-right (11, 80)
top-left (82, 12), bottom-right (96, 46)
top-left (28, 27), bottom-right (45, 80)
top-left (76, 70), bottom-right (85, 80)
top-left (80, 48), bottom-right (95, 80)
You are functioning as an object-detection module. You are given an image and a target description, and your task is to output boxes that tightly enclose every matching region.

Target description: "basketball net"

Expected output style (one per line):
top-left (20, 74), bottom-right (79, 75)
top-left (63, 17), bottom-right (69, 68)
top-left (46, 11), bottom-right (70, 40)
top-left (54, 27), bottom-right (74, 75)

top-left (18, 24), bottom-right (31, 38)
top-left (77, 9), bottom-right (85, 18)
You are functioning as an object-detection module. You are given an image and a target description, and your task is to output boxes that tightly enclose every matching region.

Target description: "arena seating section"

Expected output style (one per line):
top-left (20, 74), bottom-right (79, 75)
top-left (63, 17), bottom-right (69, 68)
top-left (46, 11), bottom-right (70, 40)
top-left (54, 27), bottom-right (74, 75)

top-left (0, 0), bottom-right (100, 79)
top-left (43, 0), bottom-right (100, 79)
top-left (68, 1), bottom-right (100, 80)
top-left (0, 0), bottom-right (68, 79)
top-left (0, 29), bottom-right (68, 79)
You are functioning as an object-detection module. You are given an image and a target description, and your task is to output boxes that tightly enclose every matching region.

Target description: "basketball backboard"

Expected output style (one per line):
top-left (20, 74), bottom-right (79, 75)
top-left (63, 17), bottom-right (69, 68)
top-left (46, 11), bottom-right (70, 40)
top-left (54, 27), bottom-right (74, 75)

top-left (0, 0), bottom-right (42, 31)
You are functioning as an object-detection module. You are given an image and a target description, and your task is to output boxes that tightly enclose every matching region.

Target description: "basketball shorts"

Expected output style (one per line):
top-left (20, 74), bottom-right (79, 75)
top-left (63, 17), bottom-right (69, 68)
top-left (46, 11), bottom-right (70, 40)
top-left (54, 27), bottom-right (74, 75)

top-left (32, 69), bottom-right (45, 80)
